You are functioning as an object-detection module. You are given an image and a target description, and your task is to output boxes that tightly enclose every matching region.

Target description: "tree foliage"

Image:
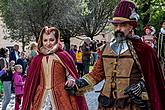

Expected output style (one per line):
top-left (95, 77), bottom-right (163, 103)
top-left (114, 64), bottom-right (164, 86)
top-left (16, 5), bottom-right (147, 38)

top-left (0, 0), bottom-right (165, 51)
top-left (0, 0), bottom-right (78, 50)
top-left (132, 0), bottom-right (165, 35)
top-left (76, 0), bottom-right (118, 40)
top-left (0, 0), bottom-right (118, 50)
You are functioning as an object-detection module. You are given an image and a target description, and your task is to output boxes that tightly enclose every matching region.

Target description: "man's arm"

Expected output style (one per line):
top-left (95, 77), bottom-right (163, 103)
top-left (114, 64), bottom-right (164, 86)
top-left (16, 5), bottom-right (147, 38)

top-left (65, 55), bottom-right (105, 95)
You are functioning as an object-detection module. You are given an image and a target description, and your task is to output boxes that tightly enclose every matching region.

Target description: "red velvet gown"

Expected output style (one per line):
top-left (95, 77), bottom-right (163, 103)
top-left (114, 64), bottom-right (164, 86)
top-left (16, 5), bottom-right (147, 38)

top-left (22, 51), bottom-right (88, 110)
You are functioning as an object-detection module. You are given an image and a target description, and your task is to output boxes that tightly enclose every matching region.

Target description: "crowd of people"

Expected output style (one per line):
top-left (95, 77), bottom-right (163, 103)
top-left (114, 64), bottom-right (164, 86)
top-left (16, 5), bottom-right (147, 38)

top-left (0, 0), bottom-right (164, 110)
top-left (69, 39), bottom-right (105, 77)
top-left (0, 43), bottom-right (38, 110)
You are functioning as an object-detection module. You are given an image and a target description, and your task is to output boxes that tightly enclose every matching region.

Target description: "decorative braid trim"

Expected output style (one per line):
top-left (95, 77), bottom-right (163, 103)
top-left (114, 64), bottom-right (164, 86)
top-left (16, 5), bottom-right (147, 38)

top-left (83, 74), bottom-right (96, 86)
top-left (127, 41), bottom-right (149, 100)
top-left (127, 40), bottom-right (143, 77)
top-left (113, 17), bottom-right (130, 21)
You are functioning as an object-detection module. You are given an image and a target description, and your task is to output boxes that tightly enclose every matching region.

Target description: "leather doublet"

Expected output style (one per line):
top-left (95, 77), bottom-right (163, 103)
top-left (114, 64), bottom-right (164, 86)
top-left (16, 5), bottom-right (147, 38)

top-left (101, 43), bottom-right (142, 98)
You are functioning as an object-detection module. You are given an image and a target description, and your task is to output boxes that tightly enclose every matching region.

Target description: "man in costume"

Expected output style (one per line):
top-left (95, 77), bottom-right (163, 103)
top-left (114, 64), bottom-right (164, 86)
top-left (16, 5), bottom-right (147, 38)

top-left (67, 0), bottom-right (165, 110)
top-left (22, 26), bottom-right (88, 110)
top-left (157, 16), bottom-right (165, 74)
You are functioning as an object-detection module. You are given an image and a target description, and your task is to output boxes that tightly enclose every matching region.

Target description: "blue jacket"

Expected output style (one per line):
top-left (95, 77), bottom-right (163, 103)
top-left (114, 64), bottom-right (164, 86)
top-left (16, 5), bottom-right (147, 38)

top-left (9, 50), bottom-right (20, 63)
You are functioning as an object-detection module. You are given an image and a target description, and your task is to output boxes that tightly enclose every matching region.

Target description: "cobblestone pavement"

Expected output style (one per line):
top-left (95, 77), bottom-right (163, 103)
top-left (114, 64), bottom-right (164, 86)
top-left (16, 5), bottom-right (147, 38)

top-left (85, 80), bottom-right (104, 110)
top-left (0, 94), bottom-right (15, 110)
top-left (0, 81), bottom-right (104, 110)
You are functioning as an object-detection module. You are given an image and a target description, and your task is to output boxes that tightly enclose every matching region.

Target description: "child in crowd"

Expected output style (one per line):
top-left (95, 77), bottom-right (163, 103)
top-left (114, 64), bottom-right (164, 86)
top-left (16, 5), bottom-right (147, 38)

top-left (12, 64), bottom-right (25, 110)
top-left (8, 60), bottom-right (15, 74)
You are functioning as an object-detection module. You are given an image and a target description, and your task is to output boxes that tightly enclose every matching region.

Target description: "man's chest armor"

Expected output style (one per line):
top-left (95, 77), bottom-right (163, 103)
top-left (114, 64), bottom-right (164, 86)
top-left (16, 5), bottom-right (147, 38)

top-left (101, 44), bottom-right (142, 98)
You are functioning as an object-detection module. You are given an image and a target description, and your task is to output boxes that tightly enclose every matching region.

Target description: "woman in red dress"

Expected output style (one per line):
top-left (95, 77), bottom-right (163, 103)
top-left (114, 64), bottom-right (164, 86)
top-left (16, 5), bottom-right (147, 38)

top-left (22, 26), bottom-right (88, 110)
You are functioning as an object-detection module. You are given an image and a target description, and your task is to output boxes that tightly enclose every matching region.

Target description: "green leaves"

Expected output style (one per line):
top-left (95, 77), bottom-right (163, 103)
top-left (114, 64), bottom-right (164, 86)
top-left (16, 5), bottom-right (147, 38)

top-left (0, 0), bottom-right (118, 50)
top-left (132, 0), bottom-right (165, 35)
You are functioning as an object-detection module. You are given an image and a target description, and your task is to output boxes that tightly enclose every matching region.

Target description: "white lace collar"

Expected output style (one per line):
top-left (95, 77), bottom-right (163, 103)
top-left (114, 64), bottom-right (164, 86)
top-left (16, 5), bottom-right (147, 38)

top-left (160, 28), bottom-right (165, 34)
top-left (110, 37), bottom-right (128, 55)
top-left (40, 44), bottom-right (58, 55)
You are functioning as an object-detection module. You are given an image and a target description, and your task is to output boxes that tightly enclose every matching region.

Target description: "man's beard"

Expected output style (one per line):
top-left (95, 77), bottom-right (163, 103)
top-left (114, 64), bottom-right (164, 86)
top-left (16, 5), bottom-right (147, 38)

top-left (114, 31), bottom-right (126, 42)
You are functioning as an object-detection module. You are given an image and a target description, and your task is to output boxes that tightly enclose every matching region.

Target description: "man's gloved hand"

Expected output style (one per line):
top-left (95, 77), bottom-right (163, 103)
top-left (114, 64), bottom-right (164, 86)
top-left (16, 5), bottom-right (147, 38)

top-left (129, 94), bottom-right (148, 109)
top-left (64, 85), bottom-right (76, 96)
top-left (65, 78), bottom-right (89, 95)
top-left (124, 80), bottom-right (148, 109)
top-left (124, 79), bottom-right (146, 97)
top-left (75, 78), bottom-right (89, 88)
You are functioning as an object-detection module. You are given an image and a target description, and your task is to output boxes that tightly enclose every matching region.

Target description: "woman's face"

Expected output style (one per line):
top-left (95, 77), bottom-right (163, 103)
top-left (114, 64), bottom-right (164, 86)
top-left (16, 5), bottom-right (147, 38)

top-left (145, 28), bottom-right (151, 35)
top-left (42, 32), bottom-right (56, 50)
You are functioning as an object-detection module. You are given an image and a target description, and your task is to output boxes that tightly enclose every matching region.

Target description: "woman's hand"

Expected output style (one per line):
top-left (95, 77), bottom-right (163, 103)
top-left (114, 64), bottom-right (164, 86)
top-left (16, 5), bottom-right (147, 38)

top-left (65, 79), bottom-right (76, 95)
top-left (65, 79), bottom-right (76, 87)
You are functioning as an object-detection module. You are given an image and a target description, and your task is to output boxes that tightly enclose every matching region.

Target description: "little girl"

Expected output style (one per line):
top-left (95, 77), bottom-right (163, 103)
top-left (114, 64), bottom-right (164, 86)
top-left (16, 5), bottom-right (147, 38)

top-left (12, 64), bottom-right (25, 110)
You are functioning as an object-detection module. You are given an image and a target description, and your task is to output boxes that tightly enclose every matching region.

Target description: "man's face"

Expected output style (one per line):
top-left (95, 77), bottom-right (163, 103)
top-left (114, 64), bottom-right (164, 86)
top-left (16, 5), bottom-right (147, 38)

top-left (113, 23), bottom-right (133, 37)
top-left (20, 52), bottom-right (26, 59)
top-left (14, 45), bottom-right (19, 51)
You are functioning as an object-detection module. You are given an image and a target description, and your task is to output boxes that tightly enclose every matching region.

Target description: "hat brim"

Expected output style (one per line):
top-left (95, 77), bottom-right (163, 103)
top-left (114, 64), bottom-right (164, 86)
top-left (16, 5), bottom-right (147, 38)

top-left (109, 20), bottom-right (137, 28)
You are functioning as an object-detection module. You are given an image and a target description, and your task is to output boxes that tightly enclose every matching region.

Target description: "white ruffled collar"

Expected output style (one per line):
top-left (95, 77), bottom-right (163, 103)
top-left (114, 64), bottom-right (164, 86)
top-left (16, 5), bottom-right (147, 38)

top-left (160, 28), bottom-right (165, 34)
top-left (39, 44), bottom-right (58, 55)
top-left (110, 37), bottom-right (128, 55)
